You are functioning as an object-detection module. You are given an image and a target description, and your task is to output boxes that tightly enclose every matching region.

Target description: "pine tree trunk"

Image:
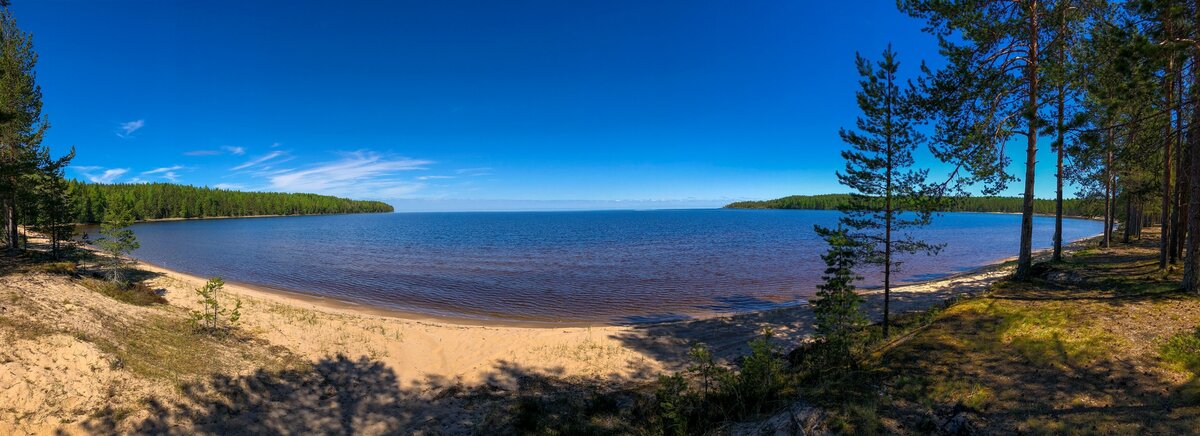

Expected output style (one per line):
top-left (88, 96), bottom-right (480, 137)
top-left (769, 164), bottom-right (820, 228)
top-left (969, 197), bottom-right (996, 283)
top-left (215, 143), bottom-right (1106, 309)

top-left (1185, 31), bottom-right (1200, 292)
top-left (1162, 60), bottom-right (1174, 268)
top-left (883, 59), bottom-right (895, 339)
top-left (1174, 104), bottom-right (1188, 262)
top-left (1015, 2), bottom-right (1040, 279)
top-left (1053, 8), bottom-right (1067, 262)
top-left (1104, 134), bottom-right (1114, 249)
top-left (3, 195), bottom-right (15, 252)
top-left (1053, 78), bottom-right (1065, 259)
top-left (1186, 123), bottom-right (1200, 292)
top-left (1124, 193), bottom-right (1133, 244)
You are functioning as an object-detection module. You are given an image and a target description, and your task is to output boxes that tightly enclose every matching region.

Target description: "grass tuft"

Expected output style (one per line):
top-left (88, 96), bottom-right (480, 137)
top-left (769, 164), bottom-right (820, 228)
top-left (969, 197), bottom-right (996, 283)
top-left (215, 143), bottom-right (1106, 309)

top-left (78, 277), bottom-right (167, 306)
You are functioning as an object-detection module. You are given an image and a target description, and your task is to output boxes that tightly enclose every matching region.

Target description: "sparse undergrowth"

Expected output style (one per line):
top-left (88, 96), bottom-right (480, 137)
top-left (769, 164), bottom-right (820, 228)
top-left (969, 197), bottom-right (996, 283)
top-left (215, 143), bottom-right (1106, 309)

top-left (77, 276), bottom-right (167, 306)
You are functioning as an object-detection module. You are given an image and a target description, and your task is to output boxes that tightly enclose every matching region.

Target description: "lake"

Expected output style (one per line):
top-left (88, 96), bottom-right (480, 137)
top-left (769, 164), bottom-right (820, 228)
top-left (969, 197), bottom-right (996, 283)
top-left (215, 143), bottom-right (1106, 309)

top-left (107, 209), bottom-right (1102, 324)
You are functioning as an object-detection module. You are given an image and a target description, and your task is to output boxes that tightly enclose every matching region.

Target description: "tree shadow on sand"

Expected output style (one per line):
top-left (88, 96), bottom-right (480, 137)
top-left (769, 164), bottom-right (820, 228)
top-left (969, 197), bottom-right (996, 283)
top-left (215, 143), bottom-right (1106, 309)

top-left (76, 355), bottom-right (655, 435)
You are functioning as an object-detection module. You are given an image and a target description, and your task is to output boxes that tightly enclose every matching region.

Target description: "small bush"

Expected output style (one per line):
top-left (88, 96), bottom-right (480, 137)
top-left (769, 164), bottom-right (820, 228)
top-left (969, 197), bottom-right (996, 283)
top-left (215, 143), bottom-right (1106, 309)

top-left (729, 329), bottom-right (787, 415)
top-left (79, 277), bottom-right (166, 306)
top-left (652, 330), bottom-right (789, 434)
top-left (655, 373), bottom-right (692, 435)
top-left (190, 277), bottom-right (242, 335)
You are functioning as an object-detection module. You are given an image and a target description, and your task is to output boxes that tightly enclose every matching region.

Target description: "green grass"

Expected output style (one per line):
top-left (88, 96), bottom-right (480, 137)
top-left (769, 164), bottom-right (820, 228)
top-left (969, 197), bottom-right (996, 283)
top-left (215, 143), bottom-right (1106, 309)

top-left (85, 315), bottom-right (225, 383)
top-left (78, 277), bottom-right (167, 306)
top-left (33, 261), bottom-right (78, 276)
top-left (1161, 328), bottom-right (1200, 375)
top-left (971, 300), bottom-right (1121, 368)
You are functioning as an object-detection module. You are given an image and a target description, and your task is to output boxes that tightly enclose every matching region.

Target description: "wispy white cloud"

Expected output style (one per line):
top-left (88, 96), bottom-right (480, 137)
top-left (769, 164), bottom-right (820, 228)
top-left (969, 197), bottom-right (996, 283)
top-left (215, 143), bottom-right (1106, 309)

top-left (455, 167), bottom-right (493, 176)
top-left (117, 119), bottom-right (144, 138)
top-left (186, 145), bottom-right (247, 157)
top-left (212, 183), bottom-right (245, 190)
top-left (141, 165), bottom-right (184, 175)
top-left (140, 165), bottom-right (185, 182)
top-left (416, 175), bottom-right (455, 180)
top-left (74, 167), bottom-right (129, 184)
top-left (184, 150), bottom-right (221, 156)
top-left (232, 150), bottom-right (288, 171)
top-left (265, 151), bottom-right (432, 198)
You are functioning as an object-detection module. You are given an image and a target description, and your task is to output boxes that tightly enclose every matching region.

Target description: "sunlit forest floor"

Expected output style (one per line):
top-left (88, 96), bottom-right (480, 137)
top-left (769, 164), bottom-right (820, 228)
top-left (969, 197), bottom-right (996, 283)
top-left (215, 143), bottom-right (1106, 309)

top-left (848, 229), bottom-right (1200, 433)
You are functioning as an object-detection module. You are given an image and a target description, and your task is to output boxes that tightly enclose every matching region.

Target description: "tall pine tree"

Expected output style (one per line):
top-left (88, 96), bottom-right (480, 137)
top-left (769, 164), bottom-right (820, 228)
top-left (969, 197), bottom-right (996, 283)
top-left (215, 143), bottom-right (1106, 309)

top-left (827, 46), bottom-right (941, 338)
top-left (902, 0), bottom-right (1052, 279)
top-left (0, 5), bottom-right (48, 252)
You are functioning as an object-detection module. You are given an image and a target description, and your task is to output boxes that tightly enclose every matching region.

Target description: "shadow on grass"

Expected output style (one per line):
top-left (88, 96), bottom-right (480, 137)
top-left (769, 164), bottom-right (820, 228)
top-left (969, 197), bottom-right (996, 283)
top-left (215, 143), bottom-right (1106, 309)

top-left (881, 301), bottom-right (1200, 433)
top-left (875, 235), bottom-right (1200, 433)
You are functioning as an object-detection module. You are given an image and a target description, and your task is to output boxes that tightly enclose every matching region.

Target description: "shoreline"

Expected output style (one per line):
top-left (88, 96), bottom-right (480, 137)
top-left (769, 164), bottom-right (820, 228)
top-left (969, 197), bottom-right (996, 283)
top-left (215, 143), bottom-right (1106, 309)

top-left (724, 207), bottom-right (1107, 222)
top-left (128, 230), bottom-right (1102, 330)
top-left (100, 231), bottom-right (1103, 390)
top-left (133, 257), bottom-right (609, 329)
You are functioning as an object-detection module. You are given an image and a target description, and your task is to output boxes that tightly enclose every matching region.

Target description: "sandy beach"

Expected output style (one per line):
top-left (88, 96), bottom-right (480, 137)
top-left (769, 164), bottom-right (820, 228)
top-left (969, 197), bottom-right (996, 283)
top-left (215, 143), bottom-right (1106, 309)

top-left (133, 251), bottom-right (1020, 387)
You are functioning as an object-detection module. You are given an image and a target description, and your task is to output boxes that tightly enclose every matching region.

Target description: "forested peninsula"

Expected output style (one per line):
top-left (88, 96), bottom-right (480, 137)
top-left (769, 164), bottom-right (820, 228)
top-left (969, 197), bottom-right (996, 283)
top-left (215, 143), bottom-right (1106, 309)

top-left (725, 194), bottom-right (1100, 217)
top-left (67, 181), bottom-right (394, 223)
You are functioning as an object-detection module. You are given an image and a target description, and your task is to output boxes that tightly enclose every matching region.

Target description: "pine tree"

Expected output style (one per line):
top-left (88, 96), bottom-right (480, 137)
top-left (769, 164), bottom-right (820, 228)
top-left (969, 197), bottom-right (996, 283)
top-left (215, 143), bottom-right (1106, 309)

top-left (95, 202), bottom-right (139, 284)
top-left (829, 46), bottom-right (942, 338)
top-left (902, 0), bottom-right (1052, 279)
top-left (31, 146), bottom-right (75, 258)
top-left (0, 6), bottom-right (49, 252)
top-left (811, 226), bottom-right (868, 368)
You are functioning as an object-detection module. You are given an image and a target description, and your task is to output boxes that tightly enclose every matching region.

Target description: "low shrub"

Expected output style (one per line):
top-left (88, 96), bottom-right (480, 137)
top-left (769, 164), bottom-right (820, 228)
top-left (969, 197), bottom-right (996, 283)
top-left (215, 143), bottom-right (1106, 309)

top-left (653, 329), bottom-right (789, 434)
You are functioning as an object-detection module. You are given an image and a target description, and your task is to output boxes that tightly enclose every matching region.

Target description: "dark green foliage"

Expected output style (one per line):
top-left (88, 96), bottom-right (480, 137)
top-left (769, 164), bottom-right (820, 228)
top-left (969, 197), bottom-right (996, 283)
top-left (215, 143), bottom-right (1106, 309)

top-left (726, 194), bottom-right (1101, 216)
top-left (811, 227), bottom-right (868, 369)
top-left (652, 331), bottom-right (788, 434)
top-left (29, 147), bottom-right (76, 257)
top-left (0, 7), bottom-right (51, 251)
top-left (65, 180), bottom-right (393, 223)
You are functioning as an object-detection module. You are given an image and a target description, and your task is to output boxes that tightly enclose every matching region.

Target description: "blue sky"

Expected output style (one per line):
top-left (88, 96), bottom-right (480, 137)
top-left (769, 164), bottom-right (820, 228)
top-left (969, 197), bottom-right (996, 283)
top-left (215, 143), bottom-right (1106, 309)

top-left (16, 1), bottom-right (1070, 211)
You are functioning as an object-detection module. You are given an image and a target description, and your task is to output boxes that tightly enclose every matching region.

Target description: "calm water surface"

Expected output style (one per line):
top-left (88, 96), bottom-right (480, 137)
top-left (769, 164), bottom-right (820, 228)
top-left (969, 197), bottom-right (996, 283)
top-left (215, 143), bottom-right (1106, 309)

top-left (111, 209), bottom-right (1102, 323)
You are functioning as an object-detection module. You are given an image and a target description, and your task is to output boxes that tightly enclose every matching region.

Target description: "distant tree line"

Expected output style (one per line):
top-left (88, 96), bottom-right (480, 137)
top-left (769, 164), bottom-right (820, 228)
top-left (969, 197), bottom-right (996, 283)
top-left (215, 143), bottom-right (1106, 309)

top-left (0, 4), bottom-right (390, 257)
top-left (725, 194), bottom-right (1102, 217)
top-left (67, 181), bottom-right (394, 224)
